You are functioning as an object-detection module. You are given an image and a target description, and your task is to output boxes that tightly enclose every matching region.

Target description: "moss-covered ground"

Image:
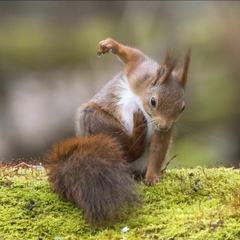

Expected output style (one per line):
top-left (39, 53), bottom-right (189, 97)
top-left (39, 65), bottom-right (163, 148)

top-left (1, 163), bottom-right (240, 240)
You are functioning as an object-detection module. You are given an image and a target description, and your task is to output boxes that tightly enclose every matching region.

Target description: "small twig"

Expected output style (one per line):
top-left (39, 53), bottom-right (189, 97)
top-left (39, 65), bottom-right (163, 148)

top-left (161, 155), bottom-right (177, 175)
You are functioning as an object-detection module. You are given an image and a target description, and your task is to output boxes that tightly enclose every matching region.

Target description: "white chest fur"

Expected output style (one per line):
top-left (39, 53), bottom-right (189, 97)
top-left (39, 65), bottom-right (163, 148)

top-left (117, 75), bottom-right (153, 173)
top-left (117, 75), bottom-right (139, 134)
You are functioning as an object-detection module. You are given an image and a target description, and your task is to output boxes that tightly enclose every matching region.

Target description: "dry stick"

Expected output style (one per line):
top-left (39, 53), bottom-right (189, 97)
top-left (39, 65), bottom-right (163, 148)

top-left (161, 155), bottom-right (177, 175)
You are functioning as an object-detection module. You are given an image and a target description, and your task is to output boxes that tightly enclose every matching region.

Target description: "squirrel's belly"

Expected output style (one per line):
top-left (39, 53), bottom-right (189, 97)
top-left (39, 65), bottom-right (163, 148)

top-left (130, 120), bottom-right (153, 173)
top-left (130, 145), bottom-right (150, 173)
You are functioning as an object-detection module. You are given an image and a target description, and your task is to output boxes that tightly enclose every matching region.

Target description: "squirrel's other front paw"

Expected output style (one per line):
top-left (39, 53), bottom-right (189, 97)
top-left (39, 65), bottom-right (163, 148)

top-left (143, 175), bottom-right (159, 187)
top-left (97, 38), bottom-right (118, 56)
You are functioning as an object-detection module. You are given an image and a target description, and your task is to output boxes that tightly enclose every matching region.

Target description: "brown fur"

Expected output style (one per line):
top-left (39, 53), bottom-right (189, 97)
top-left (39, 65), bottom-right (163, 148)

top-left (46, 109), bottom-right (146, 226)
top-left (144, 128), bottom-right (174, 185)
top-left (45, 135), bottom-right (137, 226)
top-left (46, 38), bottom-right (191, 226)
top-left (97, 38), bottom-right (191, 184)
top-left (76, 102), bottom-right (147, 161)
top-left (98, 38), bottom-right (147, 77)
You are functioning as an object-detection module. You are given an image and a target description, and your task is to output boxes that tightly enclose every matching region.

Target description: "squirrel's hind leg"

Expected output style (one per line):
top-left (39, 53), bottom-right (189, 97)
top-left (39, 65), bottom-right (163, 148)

top-left (76, 102), bottom-right (147, 162)
top-left (126, 111), bottom-right (147, 162)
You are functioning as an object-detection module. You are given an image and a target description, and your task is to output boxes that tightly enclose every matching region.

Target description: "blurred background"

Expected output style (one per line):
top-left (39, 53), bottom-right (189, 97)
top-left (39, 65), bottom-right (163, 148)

top-left (0, 1), bottom-right (239, 168)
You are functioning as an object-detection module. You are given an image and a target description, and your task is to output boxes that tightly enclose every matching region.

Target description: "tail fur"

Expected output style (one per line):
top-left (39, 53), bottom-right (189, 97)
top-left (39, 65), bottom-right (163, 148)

top-left (45, 134), bottom-right (138, 226)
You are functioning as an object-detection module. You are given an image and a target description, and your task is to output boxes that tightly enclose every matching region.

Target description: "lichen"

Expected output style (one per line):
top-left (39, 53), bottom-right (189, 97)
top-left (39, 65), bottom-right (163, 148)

top-left (1, 165), bottom-right (240, 240)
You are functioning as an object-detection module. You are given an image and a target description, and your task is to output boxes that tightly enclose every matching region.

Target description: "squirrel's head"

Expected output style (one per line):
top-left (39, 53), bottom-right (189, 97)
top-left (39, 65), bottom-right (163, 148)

top-left (142, 49), bottom-right (191, 132)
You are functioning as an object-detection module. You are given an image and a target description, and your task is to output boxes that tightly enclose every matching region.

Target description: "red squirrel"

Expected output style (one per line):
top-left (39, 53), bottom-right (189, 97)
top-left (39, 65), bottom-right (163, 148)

top-left (45, 38), bottom-right (191, 226)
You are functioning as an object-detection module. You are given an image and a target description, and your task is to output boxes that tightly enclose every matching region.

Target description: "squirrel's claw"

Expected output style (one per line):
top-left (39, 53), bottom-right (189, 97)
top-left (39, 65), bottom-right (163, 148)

top-left (97, 45), bottom-right (109, 56)
top-left (144, 176), bottom-right (159, 186)
top-left (97, 38), bottom-right (118, 57)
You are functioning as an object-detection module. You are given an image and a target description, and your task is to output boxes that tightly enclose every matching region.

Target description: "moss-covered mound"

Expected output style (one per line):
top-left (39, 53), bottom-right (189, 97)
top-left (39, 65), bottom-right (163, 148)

top-left (1, 163), bottom-right (240, 240)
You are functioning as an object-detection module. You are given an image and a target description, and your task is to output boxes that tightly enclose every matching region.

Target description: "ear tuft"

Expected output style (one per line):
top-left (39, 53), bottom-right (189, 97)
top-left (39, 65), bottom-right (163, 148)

top-left (162, 48), bottom-right (179, 68)
top-left (178, 48), bottom-right (191, 87)
top-left (154, 49), bottom-right (179, 85)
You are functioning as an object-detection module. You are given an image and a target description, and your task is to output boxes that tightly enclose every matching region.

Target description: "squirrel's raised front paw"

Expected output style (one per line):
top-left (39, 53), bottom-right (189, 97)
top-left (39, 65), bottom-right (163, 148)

top-left (97, 38), bottom-right (118, 56)
top-left (143, 175), bottom-right (159, 187)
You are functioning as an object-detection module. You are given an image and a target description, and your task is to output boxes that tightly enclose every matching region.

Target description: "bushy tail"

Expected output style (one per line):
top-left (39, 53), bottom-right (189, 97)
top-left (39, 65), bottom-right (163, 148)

top-left (45, 134), bottom-right (138, 226)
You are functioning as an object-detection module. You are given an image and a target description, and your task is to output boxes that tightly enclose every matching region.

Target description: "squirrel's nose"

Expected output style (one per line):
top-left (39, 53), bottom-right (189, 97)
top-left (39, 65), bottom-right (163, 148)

top-left (157, 122), bottom-right (172, 132)
top-left (159, 126), bottom-right (169, 131)
top-left (155, 120), bottom-right (172, 132)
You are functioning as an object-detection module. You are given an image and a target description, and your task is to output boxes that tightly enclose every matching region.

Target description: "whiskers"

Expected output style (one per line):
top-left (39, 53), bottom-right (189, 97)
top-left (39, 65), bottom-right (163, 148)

top-left (148, 119), bottom-right (156, 128)
top-left (175, 122), bottom-right (223, 141)
top-left (174, 122), bottom-right (194, 136)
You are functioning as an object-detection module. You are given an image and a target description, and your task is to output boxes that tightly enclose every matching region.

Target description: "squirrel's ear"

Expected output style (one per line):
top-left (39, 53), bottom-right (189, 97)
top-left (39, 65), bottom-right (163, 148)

top-left (153, 49), bottom-right (178, 85)
top-left (178, 48), bottom-right (191, 88)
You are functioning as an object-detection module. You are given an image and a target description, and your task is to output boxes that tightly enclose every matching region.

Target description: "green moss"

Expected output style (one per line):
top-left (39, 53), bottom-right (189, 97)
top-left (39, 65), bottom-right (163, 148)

top-left (1, 166), bottom-right (240, 239)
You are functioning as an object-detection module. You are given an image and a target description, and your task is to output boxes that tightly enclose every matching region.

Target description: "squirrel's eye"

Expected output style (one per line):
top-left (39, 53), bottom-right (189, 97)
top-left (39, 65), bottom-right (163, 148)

top-left (181, 105), bottom-right (185, 112)
top-left (150, 97), bottom-right (156, 107)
